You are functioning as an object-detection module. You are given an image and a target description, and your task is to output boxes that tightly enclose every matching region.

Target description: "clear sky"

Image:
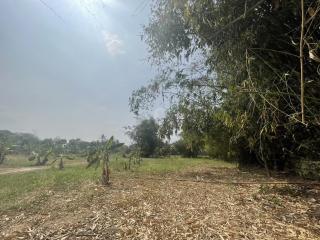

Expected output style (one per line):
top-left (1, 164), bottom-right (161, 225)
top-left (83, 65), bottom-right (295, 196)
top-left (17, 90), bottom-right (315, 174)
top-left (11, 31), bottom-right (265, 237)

top-left (0, 0), bottom-right (156, 143)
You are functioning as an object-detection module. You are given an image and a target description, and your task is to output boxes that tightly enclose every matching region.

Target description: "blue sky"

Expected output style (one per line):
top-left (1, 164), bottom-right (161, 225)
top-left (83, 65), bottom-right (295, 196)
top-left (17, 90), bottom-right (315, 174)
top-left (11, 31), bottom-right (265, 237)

top-left (0, 0), bottom-right (156, 143)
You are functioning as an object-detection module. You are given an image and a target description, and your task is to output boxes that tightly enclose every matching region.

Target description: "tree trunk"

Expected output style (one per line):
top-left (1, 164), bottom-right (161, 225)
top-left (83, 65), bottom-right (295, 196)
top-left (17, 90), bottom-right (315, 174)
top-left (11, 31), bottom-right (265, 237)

top-left (264, 158), bottom-right (271, 178)
top-left (0, 153), bottom-right (4, 164)
top-left (101, 161), bottom-right (110, 185)
top-left (59, 157), bottom-right (64, 170)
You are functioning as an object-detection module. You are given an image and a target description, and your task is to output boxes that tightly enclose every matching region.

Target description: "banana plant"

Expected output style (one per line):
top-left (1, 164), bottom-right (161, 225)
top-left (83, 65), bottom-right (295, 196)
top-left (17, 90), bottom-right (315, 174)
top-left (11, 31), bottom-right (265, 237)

top-left (87, 136), bottom-right (123, 185)
top-left (51, 154), bottom-right (74, 170)
top-left (123, 149), bottom-right (142, 170)
top-left (50, 143), bottom-right (73, 170)
top-left (0, 145), bottom-right (10, 165)
top-left (28, 148), bottom-right (53, 166)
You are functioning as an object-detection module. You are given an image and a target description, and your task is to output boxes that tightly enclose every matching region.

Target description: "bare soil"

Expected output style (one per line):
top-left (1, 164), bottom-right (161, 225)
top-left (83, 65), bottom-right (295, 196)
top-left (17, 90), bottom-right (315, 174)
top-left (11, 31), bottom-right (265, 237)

top-left (0, 166), bottom-right (48, 175)
top-left (1, 167), bottom-right (319, 240)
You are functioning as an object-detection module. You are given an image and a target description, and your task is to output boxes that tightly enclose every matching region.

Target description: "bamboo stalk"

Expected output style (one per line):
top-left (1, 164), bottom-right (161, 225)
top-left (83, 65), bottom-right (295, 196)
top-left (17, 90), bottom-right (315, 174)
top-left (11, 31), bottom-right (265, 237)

top-left (300, 0), bottom-right (305, 124)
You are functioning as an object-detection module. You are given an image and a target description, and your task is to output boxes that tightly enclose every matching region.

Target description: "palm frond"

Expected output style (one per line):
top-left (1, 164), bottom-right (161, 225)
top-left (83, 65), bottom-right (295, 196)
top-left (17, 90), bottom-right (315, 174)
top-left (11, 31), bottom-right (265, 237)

top-left (105, 136), bottom-right (114, 150)
top-left (87, 152), bottom-right (101, 169)
top-left (50, 157), bottom-right (59, 165)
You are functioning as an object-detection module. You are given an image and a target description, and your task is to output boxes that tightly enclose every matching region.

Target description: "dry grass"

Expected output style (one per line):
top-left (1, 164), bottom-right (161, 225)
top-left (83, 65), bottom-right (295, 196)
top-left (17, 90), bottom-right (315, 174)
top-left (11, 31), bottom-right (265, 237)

top-left (0, 166), bottom-right (319, 240)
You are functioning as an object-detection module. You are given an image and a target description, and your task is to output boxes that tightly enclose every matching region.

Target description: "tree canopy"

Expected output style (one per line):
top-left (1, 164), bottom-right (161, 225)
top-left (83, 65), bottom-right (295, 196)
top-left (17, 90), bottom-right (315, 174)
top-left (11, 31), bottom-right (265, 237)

top-left (127, 118), bottom-right (163, 157)
top-left (130, 0), bottom-right (320, 172)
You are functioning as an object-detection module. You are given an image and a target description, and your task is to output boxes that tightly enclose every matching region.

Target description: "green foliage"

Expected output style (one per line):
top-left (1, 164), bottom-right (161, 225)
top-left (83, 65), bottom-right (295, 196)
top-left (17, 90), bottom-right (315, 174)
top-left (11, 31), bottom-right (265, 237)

top-left (0, 130), bottom-right (39, 155)
top-left (0, 130), bottom-right (128, 169)
top-left (28, 148), bottom-right (53, 166)
top-left (155, 142), bottom-right (172, 157)
top-left (121, 151), bottom-right (143, 171)
top-left (87, 136), bottom-right (124, 185)
top-left (0, 143), bottom-right (10, 165)
top-left (133, 156), bottom-right (235, 174)
top-left (67, 138), bottom-right (93, 155)
top-left (173, 138), bottom-right (202, 158)
top-left (296, 160), bottom-right (320, 180)
top-left (0, 130), bottom-right (98, 156)
top-left (130, 0), bottom-right (320, 173)
top-left (0, 166), bottom-right (100, 211)
top-left (27, 137), bottom-right (78, 169)
top-left (127, 118), bottom-right (163, 157)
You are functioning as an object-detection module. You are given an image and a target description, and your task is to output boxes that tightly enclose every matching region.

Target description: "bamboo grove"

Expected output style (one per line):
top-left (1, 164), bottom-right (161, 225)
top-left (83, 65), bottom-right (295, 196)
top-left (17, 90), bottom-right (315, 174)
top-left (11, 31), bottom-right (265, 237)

top-left (130, 0), bottom-right (320, 175)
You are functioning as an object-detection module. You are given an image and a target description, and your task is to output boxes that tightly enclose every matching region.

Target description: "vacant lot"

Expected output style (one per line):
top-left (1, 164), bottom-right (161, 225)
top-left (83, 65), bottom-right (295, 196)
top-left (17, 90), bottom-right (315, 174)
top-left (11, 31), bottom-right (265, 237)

top-left (0, 157), bottom-right (319, 239)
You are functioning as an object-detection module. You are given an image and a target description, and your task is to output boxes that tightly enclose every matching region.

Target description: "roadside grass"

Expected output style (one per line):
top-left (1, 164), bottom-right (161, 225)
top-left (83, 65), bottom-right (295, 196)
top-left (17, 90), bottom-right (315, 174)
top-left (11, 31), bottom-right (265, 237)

top-left (0, 156), bottom-right (235, 211)
top-left (1, 154), bottom-right (86, 168)
top-left (1, 154), bottom-right (34, 168)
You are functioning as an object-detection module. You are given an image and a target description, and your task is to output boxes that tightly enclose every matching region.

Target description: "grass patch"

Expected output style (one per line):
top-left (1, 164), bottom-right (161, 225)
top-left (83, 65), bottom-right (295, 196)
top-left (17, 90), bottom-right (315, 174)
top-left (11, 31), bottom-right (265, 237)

top-left (0, 166), bottom-right (99, 211)
top-left (2, 154), bottom-right (34, 167)
top-left (110, 156), bottom-right (236, 174)
top-left (1, 154), bottom-right (87, 168)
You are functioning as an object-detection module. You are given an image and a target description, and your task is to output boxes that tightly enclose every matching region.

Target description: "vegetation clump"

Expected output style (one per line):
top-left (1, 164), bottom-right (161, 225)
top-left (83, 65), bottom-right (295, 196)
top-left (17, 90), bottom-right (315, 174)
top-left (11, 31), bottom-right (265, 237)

top-left (86, 136), bottom-right (123, 185)
top-left (28, 149), bottom-right (53, 166)
top-left (0, 144), bottom-right (9, 165)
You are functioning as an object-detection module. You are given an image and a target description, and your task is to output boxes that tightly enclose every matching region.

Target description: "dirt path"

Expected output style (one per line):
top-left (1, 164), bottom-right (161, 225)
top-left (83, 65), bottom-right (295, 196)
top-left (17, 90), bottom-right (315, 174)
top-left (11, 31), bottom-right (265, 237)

top-left (0, 161), bottom-right (85, 175)
top-left (0, 166), bottom-right (48, 175)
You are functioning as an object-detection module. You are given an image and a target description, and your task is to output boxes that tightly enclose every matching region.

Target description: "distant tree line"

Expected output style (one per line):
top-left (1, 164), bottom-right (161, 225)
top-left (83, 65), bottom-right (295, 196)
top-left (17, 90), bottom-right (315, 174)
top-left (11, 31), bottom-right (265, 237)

top-left (0, 128), bottom-right (201, 161)
top-left (0, 130), bottom-right (126, 159)
top-left (127, 118), bottom-right (211, 158)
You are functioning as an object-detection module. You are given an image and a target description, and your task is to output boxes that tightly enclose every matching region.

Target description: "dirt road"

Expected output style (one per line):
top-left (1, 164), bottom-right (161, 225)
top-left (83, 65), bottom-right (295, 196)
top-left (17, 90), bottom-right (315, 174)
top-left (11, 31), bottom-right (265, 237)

top-left (0, 166), bottom-right (47, 175)
top-left (0, 161), bottom-right (85, 175)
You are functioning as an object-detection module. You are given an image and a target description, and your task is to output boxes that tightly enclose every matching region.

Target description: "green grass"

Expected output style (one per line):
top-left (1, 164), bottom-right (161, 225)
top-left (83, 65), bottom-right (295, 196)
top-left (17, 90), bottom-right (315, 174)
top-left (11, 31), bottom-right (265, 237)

top-left (2, 154), bottom-right (34, 167)
top-left (0, 166), bottom-right (99, 211)
top-left (0, 156), bottom-right (235, 211)
top-left (110, 156), bottom-right (236, 174)
top-left (140, 157), bottom-right (235, 172)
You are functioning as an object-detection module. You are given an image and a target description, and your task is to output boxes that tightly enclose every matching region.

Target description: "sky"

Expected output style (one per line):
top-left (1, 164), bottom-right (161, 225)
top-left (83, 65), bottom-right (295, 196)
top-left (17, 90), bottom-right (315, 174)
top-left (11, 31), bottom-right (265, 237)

top-left (0, 0), bottom-right (158, 144)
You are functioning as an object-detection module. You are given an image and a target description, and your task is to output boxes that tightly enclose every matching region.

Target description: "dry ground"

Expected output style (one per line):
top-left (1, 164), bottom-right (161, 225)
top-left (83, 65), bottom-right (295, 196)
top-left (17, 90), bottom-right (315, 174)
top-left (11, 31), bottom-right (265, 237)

top-left (0, 166), bottom-right (48, 175)
top-left (1, 167), bottom-right (320, 240)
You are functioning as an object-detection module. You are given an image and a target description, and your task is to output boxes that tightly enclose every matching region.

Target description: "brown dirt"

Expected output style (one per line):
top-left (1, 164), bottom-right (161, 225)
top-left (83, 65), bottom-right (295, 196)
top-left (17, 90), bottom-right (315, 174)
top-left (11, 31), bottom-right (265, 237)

top-left (0, 160), bottom-right (85, 175)
top-left (1, 168), bottom-right (319, 240)
top-left (0, 166), bottom-right (48, 175)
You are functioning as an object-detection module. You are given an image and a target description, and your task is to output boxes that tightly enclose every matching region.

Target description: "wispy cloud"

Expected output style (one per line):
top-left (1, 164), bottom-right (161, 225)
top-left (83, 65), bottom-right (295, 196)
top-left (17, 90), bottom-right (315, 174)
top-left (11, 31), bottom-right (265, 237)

top-left (102, 31), bottom-right (125, 56)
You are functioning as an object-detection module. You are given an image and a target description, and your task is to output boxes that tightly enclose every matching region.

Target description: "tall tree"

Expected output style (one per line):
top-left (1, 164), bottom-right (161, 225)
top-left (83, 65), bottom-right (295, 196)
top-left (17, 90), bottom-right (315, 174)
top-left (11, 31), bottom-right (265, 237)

top-left (130, 0), bottom-right (320, 171)
top-left (127, 118), bottom-right (162, 157)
